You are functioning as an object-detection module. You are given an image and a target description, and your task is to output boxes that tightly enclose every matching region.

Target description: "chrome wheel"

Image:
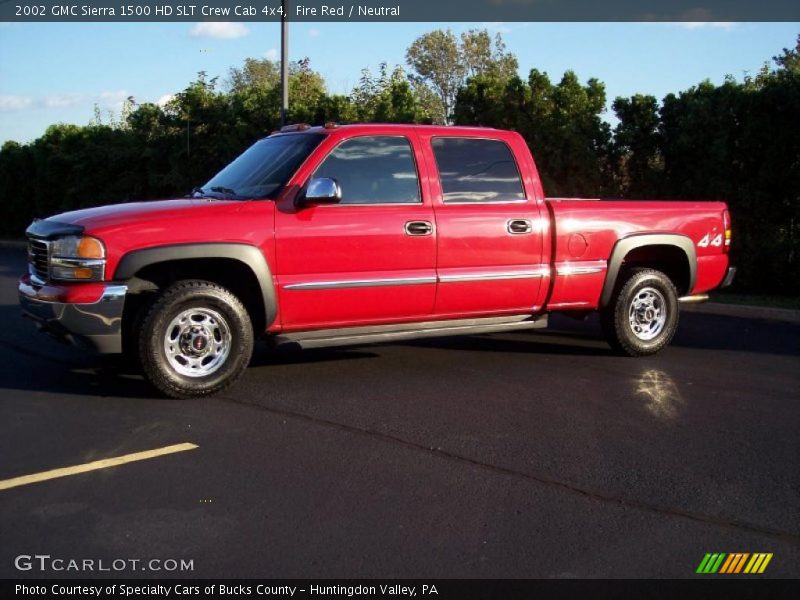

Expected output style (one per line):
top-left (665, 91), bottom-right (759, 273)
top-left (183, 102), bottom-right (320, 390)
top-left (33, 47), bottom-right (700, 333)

top-left (163, 307), bottom-right (231, 377)
top-left (628, 287), bottom-right (667, 341)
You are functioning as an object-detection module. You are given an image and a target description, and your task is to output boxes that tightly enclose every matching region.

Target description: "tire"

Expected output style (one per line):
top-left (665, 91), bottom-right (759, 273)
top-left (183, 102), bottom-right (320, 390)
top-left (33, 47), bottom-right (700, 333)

top-left (138, 280), bottom-right (254, 399)
top-left (600, 268), bottom-right (679, 357)
top-left (121, 293), bottom-right (154, 373)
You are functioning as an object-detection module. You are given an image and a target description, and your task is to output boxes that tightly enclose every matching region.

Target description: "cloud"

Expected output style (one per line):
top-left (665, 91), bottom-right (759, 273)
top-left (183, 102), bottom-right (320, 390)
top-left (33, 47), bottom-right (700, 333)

top-left (675, 22), bottom-right (738, 31)
top-left (307, 28), bottom-right (320, 38)
top-left (0, 95), bottom-right (33, 111)
top-left (42, 93), bottom-right (85, 108)
top-left (98, 90), bottom-right (130, 111)
top-left (156, 94), bottom-right (176, 107)
top-left (263, 48), bottom-right (279, 60)
top-left (189, 22), bottom-right (250, 39)
top-left (640, 6), bottom-right (740, 30)
top-left (482, 22), bottom-right (513, 34)
top-left (1, 91), bottom-right (130, 113)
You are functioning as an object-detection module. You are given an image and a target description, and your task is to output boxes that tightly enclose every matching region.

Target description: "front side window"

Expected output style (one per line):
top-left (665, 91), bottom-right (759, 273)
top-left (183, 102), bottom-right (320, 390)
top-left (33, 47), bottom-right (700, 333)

top-left (312, 136), bottom-right (420, 204)
top-left (432, 137), bottom-right (525, 203)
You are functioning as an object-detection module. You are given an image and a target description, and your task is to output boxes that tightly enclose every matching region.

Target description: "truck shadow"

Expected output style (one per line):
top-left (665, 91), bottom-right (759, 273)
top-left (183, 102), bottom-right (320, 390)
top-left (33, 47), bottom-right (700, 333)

top-left (0, 305), bottom-right (796, 400)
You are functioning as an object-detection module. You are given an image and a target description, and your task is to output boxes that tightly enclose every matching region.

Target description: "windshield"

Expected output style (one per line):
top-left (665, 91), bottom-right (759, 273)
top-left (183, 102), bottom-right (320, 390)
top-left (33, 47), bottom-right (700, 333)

top-left (198, 133), bottom-right (324, 199)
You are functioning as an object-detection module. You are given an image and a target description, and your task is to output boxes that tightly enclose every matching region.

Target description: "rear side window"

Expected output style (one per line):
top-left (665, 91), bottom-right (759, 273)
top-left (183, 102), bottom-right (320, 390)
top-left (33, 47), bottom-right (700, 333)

top-left (312, 136), bottom-right (420, 204)
top-left (432, 137), bottom-right (525, 203)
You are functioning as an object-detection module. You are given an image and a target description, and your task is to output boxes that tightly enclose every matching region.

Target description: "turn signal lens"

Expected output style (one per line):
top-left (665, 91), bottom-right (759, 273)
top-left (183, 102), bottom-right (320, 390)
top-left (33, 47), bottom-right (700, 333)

top-left (77, 236), bottom-right (105, 259)
top-left (48, 235), bottom-right (106, 281)
top-left (722, 209), bottom-right (732, 253)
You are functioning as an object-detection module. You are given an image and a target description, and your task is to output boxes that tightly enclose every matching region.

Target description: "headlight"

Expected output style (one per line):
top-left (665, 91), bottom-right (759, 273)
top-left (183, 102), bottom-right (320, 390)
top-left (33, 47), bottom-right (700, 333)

top-left (49, 235), bottom-right (106, 281)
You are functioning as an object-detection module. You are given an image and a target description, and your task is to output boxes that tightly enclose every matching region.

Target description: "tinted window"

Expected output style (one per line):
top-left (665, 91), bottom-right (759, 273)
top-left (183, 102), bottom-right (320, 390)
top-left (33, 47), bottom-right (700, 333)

top-left (203, 133), bottom-right (324, 199)
top-left (312, 136), bottom-right (420, 204)
top-left (432, 137), bottom-right (525, 203)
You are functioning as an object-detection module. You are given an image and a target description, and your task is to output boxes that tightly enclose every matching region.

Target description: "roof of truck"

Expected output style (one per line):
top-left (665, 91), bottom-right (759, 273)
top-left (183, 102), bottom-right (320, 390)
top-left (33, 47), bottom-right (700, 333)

top-left (271, 123), bottom-right (505, 137)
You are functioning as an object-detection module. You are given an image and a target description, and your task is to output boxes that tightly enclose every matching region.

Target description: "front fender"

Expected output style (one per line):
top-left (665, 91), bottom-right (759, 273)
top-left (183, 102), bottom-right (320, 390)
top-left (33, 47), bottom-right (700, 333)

top-left (114, 243), bottom-right (277, 327)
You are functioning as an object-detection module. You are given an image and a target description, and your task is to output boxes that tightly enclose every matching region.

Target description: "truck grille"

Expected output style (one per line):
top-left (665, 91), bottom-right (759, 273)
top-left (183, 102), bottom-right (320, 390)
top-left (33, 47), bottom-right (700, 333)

top-left (28, 238), bottom-right (49, 281)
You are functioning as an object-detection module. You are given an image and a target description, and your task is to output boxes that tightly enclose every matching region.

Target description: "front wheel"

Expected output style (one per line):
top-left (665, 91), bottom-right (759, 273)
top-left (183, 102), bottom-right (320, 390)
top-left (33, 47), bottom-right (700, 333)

top-left (138, 280), bottom-right (254, 398)
top-left (601, 268), bottom-right (679, 356)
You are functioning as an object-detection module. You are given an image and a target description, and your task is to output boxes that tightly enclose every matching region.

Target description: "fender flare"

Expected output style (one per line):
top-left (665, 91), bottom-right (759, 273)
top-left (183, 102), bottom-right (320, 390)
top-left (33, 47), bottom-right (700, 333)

top-left (114, 243), bottom-right (277, 327)
top-left (600, 233), bottom-right (696, 308)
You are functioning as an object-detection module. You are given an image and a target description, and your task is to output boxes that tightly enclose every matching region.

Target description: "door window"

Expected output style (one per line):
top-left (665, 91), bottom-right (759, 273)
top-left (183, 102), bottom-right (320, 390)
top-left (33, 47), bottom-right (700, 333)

top-left (312, 136), bottom-right (421, 204)
top-left (431, 137), bottom-right (525, 203)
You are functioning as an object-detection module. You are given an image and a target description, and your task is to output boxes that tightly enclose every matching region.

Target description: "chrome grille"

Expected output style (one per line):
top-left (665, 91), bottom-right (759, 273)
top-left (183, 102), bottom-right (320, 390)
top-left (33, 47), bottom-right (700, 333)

top-left (28, 238), bottom-right (49, 281)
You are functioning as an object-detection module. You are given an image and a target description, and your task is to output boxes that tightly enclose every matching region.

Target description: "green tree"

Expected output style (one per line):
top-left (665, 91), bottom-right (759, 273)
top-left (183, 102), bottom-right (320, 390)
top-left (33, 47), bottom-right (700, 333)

top-left (225, 57), bottom-right (281, 93)
top-left (406, 28), bottom-right (518, 123)
top-left (455, 68), bottom-right (615, 196)
top-left (350, 64), bottom-right (428, 123)
top-left (612, 94), bottom-right (663, 197)
top-left (406, 29), bottom-right (464, 123)
top-left (460, 29), bottom-right (518, 82)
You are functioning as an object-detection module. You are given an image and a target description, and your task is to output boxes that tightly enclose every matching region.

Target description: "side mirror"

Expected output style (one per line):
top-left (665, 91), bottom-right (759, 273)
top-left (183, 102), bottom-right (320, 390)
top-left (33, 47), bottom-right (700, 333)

top-left (299, 178), bottom-right (342, 206)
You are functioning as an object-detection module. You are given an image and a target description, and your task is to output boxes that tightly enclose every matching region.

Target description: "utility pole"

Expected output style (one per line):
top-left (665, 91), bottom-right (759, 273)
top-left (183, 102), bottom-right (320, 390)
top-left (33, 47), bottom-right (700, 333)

top-left (280, 0), bottom-right (289, 126)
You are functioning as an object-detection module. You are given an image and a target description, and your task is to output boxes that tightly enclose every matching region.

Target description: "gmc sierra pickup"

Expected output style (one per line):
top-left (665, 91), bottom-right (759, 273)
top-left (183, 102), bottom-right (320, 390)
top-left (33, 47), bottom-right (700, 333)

top-left (19, 124), bottom-right (735, 398)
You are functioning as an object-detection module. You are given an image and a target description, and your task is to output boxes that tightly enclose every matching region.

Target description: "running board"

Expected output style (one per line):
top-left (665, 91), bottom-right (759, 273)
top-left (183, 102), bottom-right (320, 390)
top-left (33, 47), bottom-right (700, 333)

top-left (678, 294), bottom-right (710, 304)
top-left (271, 314), bottom-right (548, 350)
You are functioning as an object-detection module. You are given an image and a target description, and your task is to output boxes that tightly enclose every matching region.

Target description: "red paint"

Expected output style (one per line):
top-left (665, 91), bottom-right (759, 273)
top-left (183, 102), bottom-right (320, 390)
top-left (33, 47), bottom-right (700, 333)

top-left (19, 274), bottom-right (106, 304)
top-left (20, 124), bottom-right (731, 333)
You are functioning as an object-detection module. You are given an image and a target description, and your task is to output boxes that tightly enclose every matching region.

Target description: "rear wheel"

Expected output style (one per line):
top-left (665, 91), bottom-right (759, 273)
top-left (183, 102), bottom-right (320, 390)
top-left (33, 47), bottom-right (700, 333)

top-left (601, 268), bottom-right (679, 356)
top-left (138, 280), bottom-right (253, 398)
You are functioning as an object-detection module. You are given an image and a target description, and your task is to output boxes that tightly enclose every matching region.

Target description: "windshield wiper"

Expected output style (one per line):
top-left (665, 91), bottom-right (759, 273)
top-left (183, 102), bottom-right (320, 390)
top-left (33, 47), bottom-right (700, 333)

top-left (210, 186), bottom-right (242, 199)
top-left (189, 186), bottom-right (244, 200)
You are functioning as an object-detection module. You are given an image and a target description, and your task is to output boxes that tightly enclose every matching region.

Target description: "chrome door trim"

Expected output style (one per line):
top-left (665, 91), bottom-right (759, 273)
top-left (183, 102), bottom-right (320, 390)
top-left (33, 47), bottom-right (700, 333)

top-left (442, 199), bottom-right (529, 206)
top-left (284, 276), bottom-right (437, 291)
top-left (438, 266), bottom-right (550, 283)
top-left (555, 261), bottom-right (607, 276)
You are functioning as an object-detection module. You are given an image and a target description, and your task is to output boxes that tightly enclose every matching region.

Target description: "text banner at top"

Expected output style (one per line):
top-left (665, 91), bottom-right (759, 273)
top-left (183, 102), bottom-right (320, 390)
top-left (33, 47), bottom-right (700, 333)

top-left (2, 0), bottom-right (799, 22)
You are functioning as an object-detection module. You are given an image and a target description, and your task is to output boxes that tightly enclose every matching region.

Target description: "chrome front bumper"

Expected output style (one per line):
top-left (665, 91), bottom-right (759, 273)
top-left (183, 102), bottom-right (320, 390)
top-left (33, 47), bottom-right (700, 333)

top-left (19, 280), bottom-right (127, 353)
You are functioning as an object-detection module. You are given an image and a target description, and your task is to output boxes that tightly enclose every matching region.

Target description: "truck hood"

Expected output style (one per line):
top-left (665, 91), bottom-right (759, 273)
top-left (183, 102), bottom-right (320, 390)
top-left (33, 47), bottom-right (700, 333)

top-left (48, 198), bottom-right (244, 233)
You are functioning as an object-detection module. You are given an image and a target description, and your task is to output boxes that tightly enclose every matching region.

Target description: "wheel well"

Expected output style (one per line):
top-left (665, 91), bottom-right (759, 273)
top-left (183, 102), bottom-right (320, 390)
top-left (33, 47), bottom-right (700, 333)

top-left (620, 245), bottom-right (691, 295)
top-left (123, 258), bottom-right (267, 335)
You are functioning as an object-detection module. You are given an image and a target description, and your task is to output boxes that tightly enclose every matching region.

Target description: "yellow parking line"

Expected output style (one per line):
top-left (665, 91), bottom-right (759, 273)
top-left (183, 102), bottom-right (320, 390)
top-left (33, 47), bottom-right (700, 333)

top-left (0, 443), bottom-right (199, 491)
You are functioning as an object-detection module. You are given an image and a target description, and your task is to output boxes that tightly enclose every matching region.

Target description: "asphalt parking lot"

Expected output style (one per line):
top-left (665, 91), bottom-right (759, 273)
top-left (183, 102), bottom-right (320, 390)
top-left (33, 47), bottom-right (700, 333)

top-left (0, 246), bottom-right (797, 578)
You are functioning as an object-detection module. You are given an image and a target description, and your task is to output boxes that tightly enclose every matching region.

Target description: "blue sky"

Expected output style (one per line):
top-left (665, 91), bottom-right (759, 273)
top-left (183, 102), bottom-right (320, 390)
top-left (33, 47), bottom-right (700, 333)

top-left (1, 21), bottom-right (798, 144)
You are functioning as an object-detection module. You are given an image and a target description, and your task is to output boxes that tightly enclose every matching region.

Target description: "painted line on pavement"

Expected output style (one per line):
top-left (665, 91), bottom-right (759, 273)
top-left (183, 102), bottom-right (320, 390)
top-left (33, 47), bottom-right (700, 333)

top-left (0, 442), bottom-right (199, 491)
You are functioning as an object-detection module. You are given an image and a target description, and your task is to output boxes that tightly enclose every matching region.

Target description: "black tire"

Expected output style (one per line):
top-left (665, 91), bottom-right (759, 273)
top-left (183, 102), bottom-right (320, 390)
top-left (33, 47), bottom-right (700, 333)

top-left (138, 280), bottom-right (254, 399)
top-left (600, 268), bottom-right (679, 357)
top-left (121, 293), bottom-right (154, 373)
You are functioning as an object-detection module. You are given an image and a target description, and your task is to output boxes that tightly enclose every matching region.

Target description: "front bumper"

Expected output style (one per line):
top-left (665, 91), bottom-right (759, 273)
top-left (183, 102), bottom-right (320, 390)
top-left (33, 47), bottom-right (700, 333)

top-left (18, 277), bottom-right (127, 353)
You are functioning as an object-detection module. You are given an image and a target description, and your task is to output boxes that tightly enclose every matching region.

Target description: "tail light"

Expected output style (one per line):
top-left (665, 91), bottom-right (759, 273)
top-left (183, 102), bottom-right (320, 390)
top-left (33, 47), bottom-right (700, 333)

top-left (723, 209), bottom-right (731, 253)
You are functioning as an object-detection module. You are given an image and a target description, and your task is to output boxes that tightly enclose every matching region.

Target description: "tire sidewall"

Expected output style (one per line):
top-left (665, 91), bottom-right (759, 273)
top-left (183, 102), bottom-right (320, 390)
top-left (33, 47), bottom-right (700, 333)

top-left (140, 283), bottom-right (253, 397)
top-left (612, 270), bottom-right (679, 356)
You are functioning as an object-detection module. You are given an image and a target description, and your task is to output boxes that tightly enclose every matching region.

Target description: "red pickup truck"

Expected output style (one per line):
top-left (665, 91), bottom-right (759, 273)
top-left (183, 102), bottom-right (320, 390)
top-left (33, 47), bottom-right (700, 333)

top-left (19, 124), bottom-right (734, 398)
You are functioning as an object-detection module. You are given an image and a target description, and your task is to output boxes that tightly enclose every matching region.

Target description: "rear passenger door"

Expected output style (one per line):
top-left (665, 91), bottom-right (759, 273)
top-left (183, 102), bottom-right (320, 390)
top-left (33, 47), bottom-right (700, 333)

top-left (425, 135), bottom-right (546, 317)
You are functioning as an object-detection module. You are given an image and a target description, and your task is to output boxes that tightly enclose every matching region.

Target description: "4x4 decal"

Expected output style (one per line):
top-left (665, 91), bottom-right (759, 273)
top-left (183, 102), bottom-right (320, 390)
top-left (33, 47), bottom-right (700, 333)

top-left (698, 233), bottom-right (723, 248)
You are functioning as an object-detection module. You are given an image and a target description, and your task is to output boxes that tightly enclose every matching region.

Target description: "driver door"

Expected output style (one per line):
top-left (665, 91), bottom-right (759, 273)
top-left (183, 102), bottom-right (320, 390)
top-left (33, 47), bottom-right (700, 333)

top-left (275, 131), bottom-right (436, 330)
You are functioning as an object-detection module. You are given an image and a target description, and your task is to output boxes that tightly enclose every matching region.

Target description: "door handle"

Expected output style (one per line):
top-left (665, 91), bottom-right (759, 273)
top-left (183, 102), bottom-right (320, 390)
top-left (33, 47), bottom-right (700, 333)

top-left (507, 219), bottom-right (533, 234)
top-left (405, 221), bottom-right (433, 236)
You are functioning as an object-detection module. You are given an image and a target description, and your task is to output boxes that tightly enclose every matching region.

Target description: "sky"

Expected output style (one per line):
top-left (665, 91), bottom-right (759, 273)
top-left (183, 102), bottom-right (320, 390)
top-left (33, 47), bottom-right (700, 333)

top-left (1, 21), bottom-right (798, 144)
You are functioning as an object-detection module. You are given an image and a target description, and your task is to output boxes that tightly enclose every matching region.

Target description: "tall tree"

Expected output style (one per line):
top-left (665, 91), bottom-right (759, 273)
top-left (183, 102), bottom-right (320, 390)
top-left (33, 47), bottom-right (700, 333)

top-left (460, 29), bottom-right (518, 81)
top-left (405, 29), bottom-right (465, 123)
top-left (225, 58), bottom-right (281, 93)
top-left (406, 28), bottom-right (519, 123)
